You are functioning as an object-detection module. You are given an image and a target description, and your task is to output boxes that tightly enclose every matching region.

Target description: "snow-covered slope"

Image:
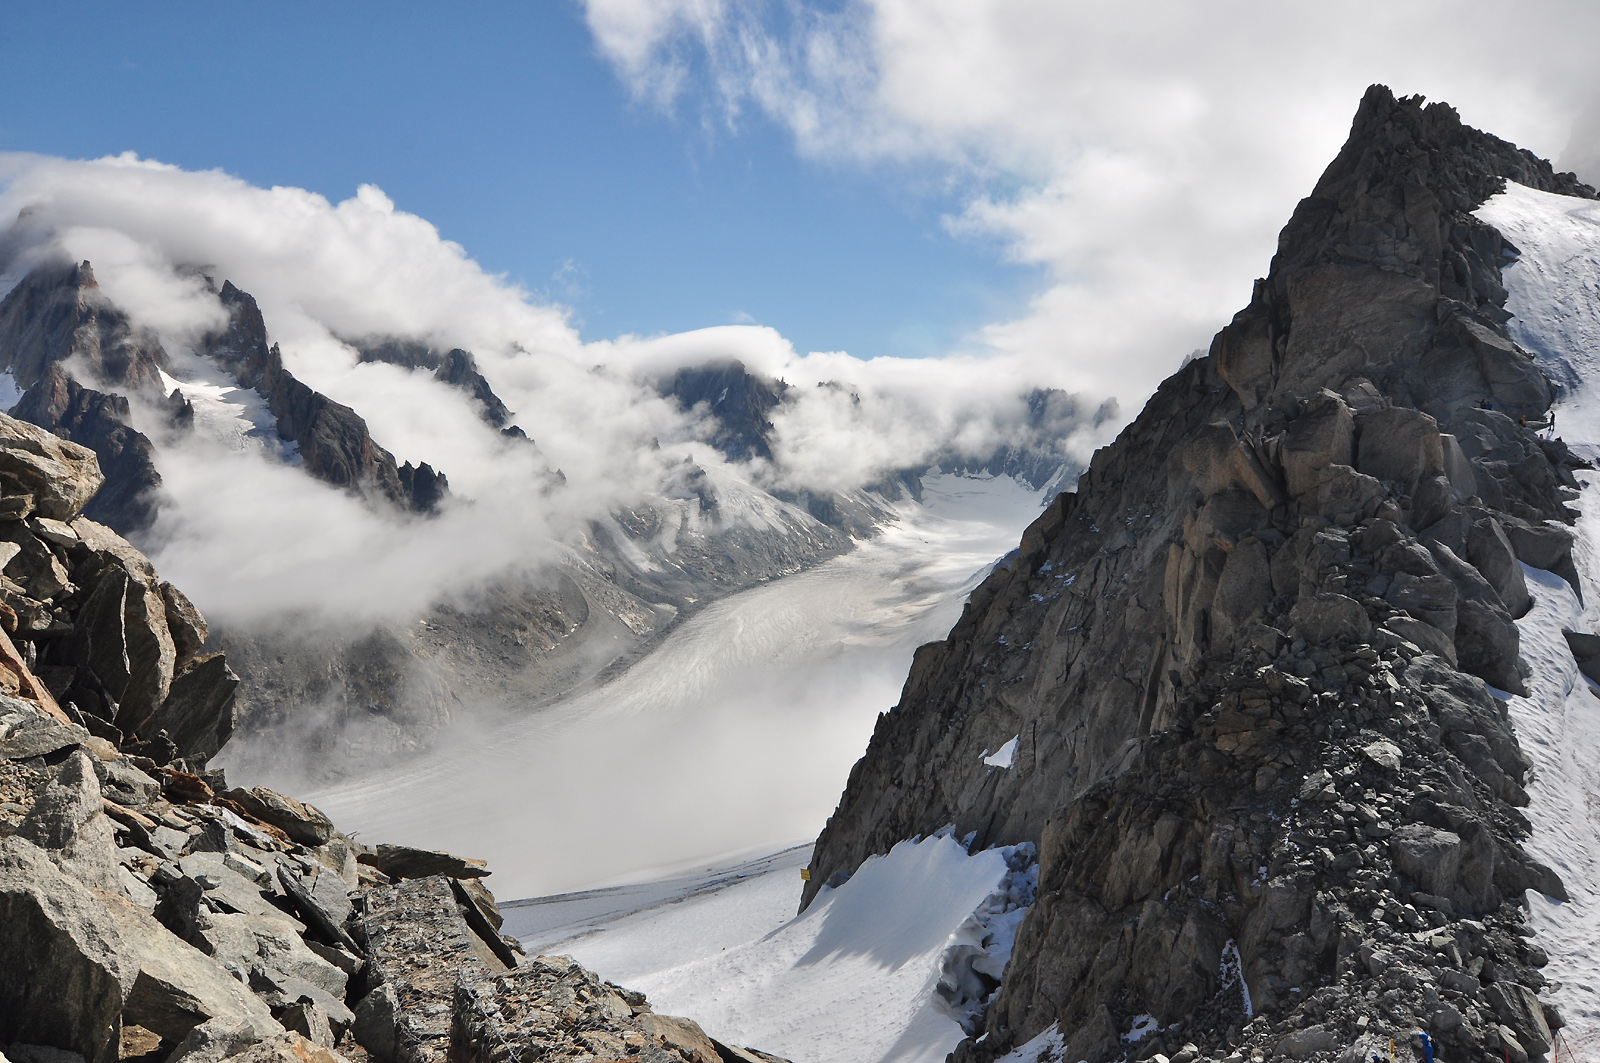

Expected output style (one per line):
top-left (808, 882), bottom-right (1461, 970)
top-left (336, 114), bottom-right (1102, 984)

top-left (1477, 183), bottom-right (1600, 1042)
top-left (515, 834), bottom-right (1034, 1063)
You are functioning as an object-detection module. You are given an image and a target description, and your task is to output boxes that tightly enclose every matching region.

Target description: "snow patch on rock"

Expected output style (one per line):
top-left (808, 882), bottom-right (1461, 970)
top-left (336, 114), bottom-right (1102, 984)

top-left (982, 736), bottom-right (1019, 769)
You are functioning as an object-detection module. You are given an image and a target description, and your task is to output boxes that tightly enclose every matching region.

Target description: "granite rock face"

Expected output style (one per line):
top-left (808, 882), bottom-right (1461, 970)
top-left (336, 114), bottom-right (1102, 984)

top-left (804, 86), bottom-right (1595, 1063)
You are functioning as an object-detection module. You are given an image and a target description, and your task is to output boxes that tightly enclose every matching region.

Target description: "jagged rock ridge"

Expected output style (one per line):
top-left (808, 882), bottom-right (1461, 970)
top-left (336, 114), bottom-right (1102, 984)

top-left (203, 283), bottom-right (449, 513)
top-left (356, 338), bottom-right (515, 430)
top-left (803, 86), bottom-right (1596, 1063)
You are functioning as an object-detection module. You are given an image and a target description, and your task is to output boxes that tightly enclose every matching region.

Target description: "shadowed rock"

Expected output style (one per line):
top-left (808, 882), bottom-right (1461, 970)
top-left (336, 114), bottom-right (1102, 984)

top-left (11, 364), bottom-right (162, 534)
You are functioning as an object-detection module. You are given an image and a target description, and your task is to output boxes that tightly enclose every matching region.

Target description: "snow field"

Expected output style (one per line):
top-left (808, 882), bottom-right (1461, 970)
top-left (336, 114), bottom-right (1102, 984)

top-left (1477, 182), bottom-right (1600, 1041)
top-left (555, 833), bottom-right (1033, 1063)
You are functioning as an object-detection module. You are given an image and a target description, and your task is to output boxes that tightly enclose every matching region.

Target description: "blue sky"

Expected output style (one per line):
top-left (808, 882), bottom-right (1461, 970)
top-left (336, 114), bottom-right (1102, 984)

top-left (0, 2), bottom-right (1037, 361)
top-left (4, 1), bottom-right (1596, 407)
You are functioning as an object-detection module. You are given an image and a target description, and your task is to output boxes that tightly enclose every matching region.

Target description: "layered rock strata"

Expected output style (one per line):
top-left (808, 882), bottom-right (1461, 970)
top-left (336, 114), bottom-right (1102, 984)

top-left (804, 86), bottom-right (1596, 1063)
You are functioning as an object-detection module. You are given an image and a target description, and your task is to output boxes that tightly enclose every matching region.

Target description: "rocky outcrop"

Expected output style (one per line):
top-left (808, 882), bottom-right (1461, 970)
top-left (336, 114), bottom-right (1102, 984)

top-left (803, 86), bottom-right (1596, 1063)
top-left (0, 406), bottom-right (785, 1063)
top-left (0, 412), bottom-right (106, 522)
top-left (0, 411), bottom-right (240, 766)
top-left (201, 283), bottom-right (448, 513)
top-left (12, 363), bottom-right (163, 533)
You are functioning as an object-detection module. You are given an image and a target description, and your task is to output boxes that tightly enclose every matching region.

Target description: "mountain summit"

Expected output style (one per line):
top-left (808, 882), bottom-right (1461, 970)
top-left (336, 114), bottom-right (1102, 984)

top-left (804, 85), bottom-right (1597, 1063)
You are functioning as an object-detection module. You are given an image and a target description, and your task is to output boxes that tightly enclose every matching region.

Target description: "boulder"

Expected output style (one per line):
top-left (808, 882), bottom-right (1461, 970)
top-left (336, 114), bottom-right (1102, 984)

top-left (1282, 392), bottom-right (1355, 497)
top-left (350, 984), bottom-right (398, 1063)
top-left (1356, 407), bottom-right (1444, 489)
top-left (1306, 464), bottom-right (1386, 523)
top-left (69, 518), bottom-right (158, 582)
top-left (1360, 739), bottom-right (1403, 772)
top-left (640, 1014), bottom-right (721, 1063)
top-left (1213, 310), bottom-right (1274, 407)
top-left (159, 583), bottom-right (208, 664)
top-left (1277, 1025), bottom-right (1338, 1061)
top-left (115, 576), bottom-right (178, 736)
top-left (30, 516), bottom-right (79, 550)
top-left (223, 788), bottom-right (333, 847)
top-left (1455, 597), bottom-right (1527, 695)
top-left (0, 526), bottom-right (70, 601)
top-left (1500, 517), bottom-right (1575, 571)
top-left (13, 750), bottom-right (121, 891)
top-left (1468, 517), bottom-right (1533, 618)
top-left (1385, 573), bottom-right (1458, 636)
top-left (0, 415), bottom-right (104, 522)
top-left (276, 865), bottom-right (357, 954)
top-left (1486, 983), bottom-right (1554, 1057)
top-left (1563, 631), bottom-right (1600, 684)
top-left (71, 569), bottom-right (132, 718)
top-left (278, 1002), bottom-right (334, 1048)
top-left (1389, 825), bottom-right (1462, 896)
top-left (142, 655), bottom-right (238, 763)
top-left (1210, 536), bottom-right (1272, 644)
top-left (359, 843), bottom-right (489, 880)
top-left (1288, 592), bottom-right (1371, 644)
top-left (1383, 617), bottom-right (1457, 664)
top-left (0, 837), bottom-right (138, 1061)
top-left (98, 757), bottom-right (160, 808)
top-left (164, 1016), bottom-right (281, 1063)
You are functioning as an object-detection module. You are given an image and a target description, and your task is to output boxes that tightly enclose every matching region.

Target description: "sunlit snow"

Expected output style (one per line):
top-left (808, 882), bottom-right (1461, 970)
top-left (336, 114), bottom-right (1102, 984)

top-left (548, 833), bottom-right (1025, 1063)
top-left (982, 735), bottom-right (1019, 769)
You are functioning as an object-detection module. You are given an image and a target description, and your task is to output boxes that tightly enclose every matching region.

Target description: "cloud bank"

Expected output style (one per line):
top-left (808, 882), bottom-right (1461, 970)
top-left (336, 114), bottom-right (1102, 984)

top-left (582, 0), bottom-right (1600, 407)
top-left (0, 152), bottom-right (1109, 628)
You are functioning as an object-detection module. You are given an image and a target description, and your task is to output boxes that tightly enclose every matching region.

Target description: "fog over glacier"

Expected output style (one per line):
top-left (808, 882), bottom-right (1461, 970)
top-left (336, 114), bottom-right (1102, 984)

top-left (291, 474), bottom-right (1045, 896)
top-left (0, 151), bottom-right (1113, 626)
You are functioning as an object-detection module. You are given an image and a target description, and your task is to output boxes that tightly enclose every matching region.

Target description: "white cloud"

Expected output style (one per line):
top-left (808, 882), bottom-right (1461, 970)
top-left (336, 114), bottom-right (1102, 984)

top-left (580, 0), bottom-right (1600, 404)
top-left (0, 152), bottom-right (1101, 627)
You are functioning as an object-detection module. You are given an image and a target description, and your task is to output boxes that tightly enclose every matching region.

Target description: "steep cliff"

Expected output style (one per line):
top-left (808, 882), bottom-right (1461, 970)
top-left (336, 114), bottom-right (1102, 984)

top-left (804, 86), bottom-right (1596, 1063)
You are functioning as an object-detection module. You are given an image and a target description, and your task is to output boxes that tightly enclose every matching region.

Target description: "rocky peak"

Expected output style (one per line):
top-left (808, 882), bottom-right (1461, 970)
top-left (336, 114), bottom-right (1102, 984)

top-left (208, 281), bottom-right (273, 391)
top-left (355, 339), bottom-right (514, 429)
top-left (802, 86), bottom-right (1591, 1063)
top-left (199, 286), bottom-right (451, 514)
top-left (0, 257), bottom-right (169, 393)
top-left (660, 359), bottom-right (788, 463)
